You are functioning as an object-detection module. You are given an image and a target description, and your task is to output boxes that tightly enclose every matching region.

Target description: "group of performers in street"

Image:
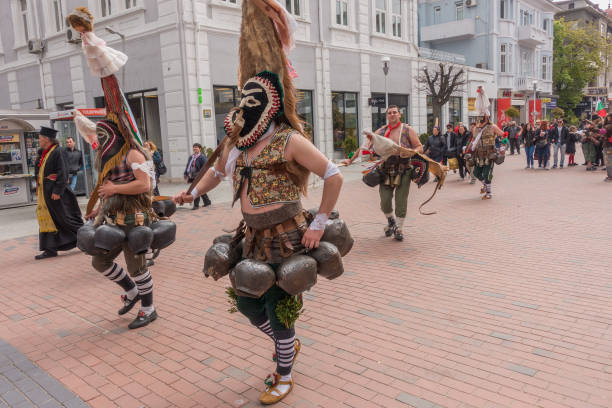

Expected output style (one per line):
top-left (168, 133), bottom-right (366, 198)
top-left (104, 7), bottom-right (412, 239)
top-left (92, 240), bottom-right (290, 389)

top-left (31, 1), bottom-right (510, 404)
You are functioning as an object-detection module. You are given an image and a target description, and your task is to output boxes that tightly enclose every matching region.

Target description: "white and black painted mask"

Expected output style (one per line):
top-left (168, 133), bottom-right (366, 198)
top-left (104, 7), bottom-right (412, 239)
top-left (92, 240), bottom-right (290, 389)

top-left (224, 71), bottom-right (284, 151)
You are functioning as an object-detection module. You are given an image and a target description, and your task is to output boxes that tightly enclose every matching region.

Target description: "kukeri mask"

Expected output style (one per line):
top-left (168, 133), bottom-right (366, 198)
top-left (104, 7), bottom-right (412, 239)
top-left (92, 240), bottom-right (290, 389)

top-left (224, 71), bottom-right (284, 151)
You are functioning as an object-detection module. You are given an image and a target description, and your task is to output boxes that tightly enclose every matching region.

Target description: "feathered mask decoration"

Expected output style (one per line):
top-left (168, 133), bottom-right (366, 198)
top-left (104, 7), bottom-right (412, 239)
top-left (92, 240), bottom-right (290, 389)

top-left (475, 86), bottom-right (491, 117)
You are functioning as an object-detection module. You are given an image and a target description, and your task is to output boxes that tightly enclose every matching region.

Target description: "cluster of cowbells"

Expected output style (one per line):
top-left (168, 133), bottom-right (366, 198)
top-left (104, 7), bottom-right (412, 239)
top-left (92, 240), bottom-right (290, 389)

top-left (203, 209), bottom-right (353, 298)
top-left (76, 200), bottom-right (177, 256)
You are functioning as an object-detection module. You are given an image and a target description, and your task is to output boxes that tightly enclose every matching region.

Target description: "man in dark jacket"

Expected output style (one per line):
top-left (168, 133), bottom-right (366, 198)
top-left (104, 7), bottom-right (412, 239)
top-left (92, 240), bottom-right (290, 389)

top-left (62, 137), bottom-right (83, 191)
top-left (35, 127), bottom-right (83, 259)
top-left (507, 121), bottom-right (521, 155)
top-left (184, 143), bottom-right (211, 209)
top-left (423, 126), bottom-right (447, 163)
top-left (550, 118), bottom-right (569, 168)
top-left (442, 124), bottom-right (457, 168)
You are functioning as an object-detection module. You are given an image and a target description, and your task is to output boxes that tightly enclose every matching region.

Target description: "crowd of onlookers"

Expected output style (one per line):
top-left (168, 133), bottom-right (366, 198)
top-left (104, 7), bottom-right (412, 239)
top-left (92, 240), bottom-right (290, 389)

top-left (422, 115), bottom-right (612, 183)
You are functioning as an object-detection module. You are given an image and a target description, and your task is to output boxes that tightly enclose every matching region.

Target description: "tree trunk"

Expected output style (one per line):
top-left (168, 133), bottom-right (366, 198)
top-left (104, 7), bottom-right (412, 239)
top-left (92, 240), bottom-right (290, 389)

top-left (433, 103), bottom-right (443, 128)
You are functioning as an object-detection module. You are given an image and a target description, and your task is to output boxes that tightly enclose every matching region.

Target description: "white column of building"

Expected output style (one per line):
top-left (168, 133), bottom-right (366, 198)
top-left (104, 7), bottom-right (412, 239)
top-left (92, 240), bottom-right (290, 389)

top-left (410, 61), bottom-right (427, 135)
top-left (42, 62), bottom-right (55, 109)
top-left (195, 29), bottom-right (216, 149)
top-left (159, 26), bottom-right (189, 179)
top-left (359, 53), bottom-right (372, 137)
top-left (7, 72), bottom-right (20, 109)
top-left (182, 26), bottom-right (202, 147)
top-left (315, 46), bottom-right (332, 157)
top-left (69, 55), bottom-right (87, 108)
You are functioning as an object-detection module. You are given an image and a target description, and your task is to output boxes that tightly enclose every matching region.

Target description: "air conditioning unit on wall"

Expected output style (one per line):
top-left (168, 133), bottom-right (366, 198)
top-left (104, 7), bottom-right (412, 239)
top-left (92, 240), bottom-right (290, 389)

top-left (28, 39), bottom-right (44, 54)
top-left (66, 27), bottom-right (81, 44)
top-left (466, 0), bottom-right (478, 7)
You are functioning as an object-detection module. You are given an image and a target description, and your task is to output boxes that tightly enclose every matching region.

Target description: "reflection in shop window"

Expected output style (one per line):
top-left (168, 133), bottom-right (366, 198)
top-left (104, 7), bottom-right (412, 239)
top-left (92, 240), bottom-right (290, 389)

top-left (427, 95), bottom-right (434, 134)
top-left (332, 92), bottom-right (358, 152)
top-left (297, 90), bottom-right (314, 144)
top-left (448, 96), bottom-right (462, 126)
top-left (213, 86), bottom-right (240, 146)
top-left (371, 93), bottom-right (409, 130)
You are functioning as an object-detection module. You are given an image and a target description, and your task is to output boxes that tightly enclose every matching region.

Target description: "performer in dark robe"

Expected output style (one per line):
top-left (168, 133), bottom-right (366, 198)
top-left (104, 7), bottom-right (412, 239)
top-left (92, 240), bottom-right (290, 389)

top-left (35, 126), bottom-right (83, 259)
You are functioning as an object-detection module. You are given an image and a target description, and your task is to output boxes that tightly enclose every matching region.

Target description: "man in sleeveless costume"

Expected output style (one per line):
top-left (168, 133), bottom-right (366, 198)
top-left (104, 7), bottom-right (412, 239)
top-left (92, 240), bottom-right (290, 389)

top-left (175, 1), bottom-right (346, 404)
top-left (342, 105), bottom-right (423, 240)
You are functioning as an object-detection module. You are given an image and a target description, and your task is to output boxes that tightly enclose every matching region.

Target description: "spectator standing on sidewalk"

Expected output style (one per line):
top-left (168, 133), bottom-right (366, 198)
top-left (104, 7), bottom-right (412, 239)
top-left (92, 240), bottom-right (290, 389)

top-left (535, 121), bottom-right (550, 169)
top-left (442, 124), bottom-right (457, 168)
top-left (582, 128), bottom-right (600, 171)
top-left (566, 126), bottom-right (579, 166)
top-left (144, 141), bottom-right (163, 196)
top-left (423, 126), bottom-right (447, 164)
top-left (62, 137), bottom-right (83, 192)
top-left (550, 119), bottom-right (568, 169)
top-left (521, 123), bottom-right (536, 169)
top-left (184, 143), bottom-right (211, 209)
top-left (508, 121), bottom-right (521, 155)
top-left (456, 124), bottom-right (470, 180)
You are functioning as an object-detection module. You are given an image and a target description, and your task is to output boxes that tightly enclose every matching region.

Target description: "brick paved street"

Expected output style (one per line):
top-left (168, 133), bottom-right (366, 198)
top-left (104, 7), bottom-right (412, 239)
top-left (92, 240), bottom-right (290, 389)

top-left (1, 151), bottom-right (611, 408)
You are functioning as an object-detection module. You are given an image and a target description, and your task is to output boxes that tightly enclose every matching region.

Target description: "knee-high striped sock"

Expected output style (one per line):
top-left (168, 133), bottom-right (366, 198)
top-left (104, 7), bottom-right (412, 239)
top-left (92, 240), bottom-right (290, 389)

top-left (134, 270), bottom-right (154, 313)
top-left (102, 263), bottom-right (136, 295)
top-left (248, 315), bottom-right (276, 341)
top-left (274, 328), bottom-right (295, 376)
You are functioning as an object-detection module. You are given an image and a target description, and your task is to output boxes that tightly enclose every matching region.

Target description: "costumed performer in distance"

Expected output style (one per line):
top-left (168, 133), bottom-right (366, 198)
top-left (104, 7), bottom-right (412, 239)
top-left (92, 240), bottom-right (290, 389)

top-left (341, 105), bottom-right (423, 241)
top-left (175, 0), bottom-right (343, 404)
top-left (463, 86), bottom-right (505, 200)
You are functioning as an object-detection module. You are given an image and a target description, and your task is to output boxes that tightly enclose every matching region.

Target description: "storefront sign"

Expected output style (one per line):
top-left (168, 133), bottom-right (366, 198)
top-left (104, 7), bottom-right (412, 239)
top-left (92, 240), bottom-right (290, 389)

top-left (203, 109), bottom-right (211, 118)
top-left (0, 134), bottom-right (19, 143)
top-left (3, 183), bottom-right (19, 196)
top-left (468, 97), bottom-right (476, 112)
top-left (586, 87), bottom-right (607, 96)
top-left (50, 108), bottom-right (106, 120)
top-left (545, 98), bottom-right (557, 109)
top-left (368, 96), bottom-right (386, 107)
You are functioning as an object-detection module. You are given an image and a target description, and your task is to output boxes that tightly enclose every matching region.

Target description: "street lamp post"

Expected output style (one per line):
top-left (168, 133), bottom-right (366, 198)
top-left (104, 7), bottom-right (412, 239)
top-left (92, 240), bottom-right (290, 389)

top-left (381, 56), bottom-right (390, 111)
top-left (532, 80), bottom-right (537, 124)
top-left (105, 26), bottom-right (126, 86)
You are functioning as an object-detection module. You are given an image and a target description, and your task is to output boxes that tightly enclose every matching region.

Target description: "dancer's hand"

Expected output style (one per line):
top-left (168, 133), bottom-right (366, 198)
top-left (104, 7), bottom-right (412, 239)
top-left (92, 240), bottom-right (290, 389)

top-left (85, 208), bottom-right (99, 220)
top-left (173, 191), bottom-right (194, 205)
top-left (98, 180), bottom-right (116, 198)
top-left (51, 193), bottom-right (60, 200)
top-left (302, 229), bottom-right (324, 250)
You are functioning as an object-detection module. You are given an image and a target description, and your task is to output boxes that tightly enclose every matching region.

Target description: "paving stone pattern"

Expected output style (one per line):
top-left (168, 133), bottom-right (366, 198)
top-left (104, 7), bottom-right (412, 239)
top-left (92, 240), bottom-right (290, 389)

top-left (1, 152), bottom-right (612, 407)
top-left (0, 339), bottom-right (88, 407)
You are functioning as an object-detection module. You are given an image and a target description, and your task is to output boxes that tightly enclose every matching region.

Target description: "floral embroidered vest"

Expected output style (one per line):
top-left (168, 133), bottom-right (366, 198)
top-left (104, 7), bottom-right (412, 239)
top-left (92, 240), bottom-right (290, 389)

top-left (233, 124), bottom-right (300, 208)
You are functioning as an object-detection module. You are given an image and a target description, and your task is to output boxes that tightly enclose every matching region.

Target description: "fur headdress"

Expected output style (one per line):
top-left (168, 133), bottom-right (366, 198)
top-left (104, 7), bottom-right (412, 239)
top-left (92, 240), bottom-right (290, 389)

top-left (236, 0), bottom-right (310, 193)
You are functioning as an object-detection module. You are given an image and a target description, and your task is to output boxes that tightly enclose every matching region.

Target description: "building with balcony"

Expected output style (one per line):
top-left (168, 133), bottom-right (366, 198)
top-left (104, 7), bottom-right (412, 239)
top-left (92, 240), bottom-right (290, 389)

top-left (0, 0), bottom-right (495, 180)
top-left (418, 0), bottom-right (560, 124)
top-left (555, 0), bottom-right (612, 118)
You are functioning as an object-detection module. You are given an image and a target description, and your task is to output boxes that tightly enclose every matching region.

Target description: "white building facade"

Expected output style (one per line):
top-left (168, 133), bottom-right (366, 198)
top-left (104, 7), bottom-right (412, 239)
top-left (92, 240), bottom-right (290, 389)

top-left (0, 0), bottom-right (495, 180)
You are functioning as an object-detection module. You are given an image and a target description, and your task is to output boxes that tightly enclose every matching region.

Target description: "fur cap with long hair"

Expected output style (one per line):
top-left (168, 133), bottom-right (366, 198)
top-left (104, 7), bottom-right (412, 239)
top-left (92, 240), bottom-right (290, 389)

top-left (238, 0), bottom-right (310, 194)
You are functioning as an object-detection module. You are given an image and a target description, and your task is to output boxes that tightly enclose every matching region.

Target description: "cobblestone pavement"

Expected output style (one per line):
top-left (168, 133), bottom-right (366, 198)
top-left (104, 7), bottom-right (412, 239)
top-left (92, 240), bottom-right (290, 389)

top-left (0, 338), bottom-right (87, 407)
top-left (1, 151), bottom-right (611, 408)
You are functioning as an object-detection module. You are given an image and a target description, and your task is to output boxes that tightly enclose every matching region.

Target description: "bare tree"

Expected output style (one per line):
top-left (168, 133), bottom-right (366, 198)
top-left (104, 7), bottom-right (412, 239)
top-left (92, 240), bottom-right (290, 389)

top-left (416, 63), bottom-right (466, 131)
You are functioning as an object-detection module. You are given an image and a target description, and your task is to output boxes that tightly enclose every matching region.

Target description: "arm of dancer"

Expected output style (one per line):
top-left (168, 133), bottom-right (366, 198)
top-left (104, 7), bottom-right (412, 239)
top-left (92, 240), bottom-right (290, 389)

top-left (174, 146), bottom-right (229, 205)
top-left (285, 134), bottom-right (343, 249)
top-left (407, 126), bottom-right (424, 154)
top-left (98, 149), bottom-right (151, 198)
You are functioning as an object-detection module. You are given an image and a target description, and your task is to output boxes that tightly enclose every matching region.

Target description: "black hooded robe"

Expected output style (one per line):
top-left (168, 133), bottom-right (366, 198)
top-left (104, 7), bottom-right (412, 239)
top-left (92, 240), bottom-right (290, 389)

top-left (36, 145), bottom-right (84, 252)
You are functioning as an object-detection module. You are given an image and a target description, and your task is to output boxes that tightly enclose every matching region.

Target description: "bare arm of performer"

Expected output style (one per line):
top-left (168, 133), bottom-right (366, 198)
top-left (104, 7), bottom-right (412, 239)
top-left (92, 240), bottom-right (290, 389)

top-left (86, 150), bottom-right (151, 219)
top-left (173, 145), bottom-right (230, 205)
top-left (406, 126), bottom-right (424, 154)
top-left (285, 134), bottom-right (343, 249)
top-left (98, 149), bottom-right (151, 197)
top-left (491, 124), bottom-right (505, 137)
